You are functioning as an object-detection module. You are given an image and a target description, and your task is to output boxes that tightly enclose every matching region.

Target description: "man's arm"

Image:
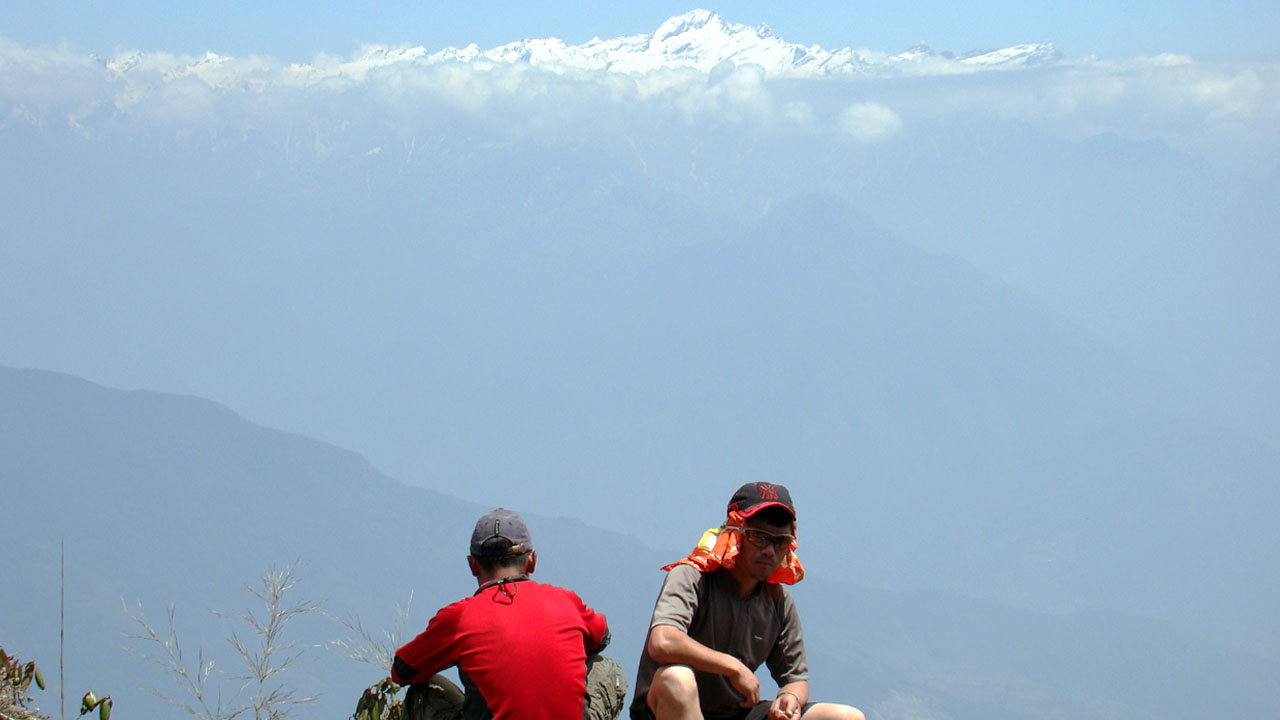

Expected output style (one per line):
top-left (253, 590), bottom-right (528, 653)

top-left (590, 627), bottom-right (612, 654)
top-left (646, 625), bottom-right (760, 707)
top-left (570, 590), bottom-right (610, 654)
top-left (390, 604), bottom-right (462, 685)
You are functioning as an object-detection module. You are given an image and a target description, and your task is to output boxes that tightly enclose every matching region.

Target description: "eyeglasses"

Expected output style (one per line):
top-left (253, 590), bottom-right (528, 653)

top-left (727, 526), bottom-right (795, 550)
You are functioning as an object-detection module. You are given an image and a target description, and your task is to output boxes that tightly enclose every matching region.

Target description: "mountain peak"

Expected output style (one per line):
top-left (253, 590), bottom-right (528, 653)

top-left (960, 41), bottom-right (1061, 66)
top-left (654, 8), bottom-right (726, 38)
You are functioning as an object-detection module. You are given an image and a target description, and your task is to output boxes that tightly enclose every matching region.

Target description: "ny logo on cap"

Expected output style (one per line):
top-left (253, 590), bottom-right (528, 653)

top-left (757, 483), bottom-right (780, 500)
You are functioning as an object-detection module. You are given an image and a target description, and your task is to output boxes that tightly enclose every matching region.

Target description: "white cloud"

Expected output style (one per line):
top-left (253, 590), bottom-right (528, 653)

top-left (1135, 53), bottom-right (1195, 68)
top-left (669, 61), bottom-right (774, 124)
top-left (838, 102), bottom-right (903, 143)
top-left (1, 37), bottom-right (1276, 170)
top-left (0, 38), bottom-right (115, 112)
top-left (783, 101), bottom-right (815, 126)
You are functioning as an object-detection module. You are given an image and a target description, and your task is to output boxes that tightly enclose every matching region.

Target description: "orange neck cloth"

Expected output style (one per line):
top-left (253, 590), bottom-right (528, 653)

top-left (662, 510), bottom-right (805, 585)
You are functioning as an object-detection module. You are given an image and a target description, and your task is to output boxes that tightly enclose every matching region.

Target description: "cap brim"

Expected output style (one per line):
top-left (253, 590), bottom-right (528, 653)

top-left (738, 501), bottom-right (795, 520)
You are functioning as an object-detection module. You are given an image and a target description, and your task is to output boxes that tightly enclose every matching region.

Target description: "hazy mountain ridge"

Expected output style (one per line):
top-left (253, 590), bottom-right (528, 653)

top-left (3, 365), bottom-right (1275, 720)
top-left (2, 117), bottom-right (1276, 655)
top-left (0, 365), bottom-right (650, 718)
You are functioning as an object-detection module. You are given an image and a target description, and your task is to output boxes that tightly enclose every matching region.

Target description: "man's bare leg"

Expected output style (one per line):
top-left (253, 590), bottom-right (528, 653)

top-left (647, 665), bottom-right (703, 720)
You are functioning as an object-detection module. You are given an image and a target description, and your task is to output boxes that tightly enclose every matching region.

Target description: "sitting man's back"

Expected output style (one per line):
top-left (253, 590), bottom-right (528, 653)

top-left (392, 508), bottom-right (626, 720)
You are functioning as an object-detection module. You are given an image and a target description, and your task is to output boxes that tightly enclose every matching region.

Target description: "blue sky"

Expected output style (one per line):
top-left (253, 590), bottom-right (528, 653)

top-left (4, 1), bottom-right (1278, 62)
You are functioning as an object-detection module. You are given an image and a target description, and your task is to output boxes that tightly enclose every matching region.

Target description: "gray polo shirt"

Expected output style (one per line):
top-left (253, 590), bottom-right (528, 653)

top-left (630, 564), bottom-right (809, 720)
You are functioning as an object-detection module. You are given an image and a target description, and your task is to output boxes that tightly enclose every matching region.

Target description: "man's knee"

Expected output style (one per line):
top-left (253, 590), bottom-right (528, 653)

top-left (801, 703), bottom-right (864, 720)
top-left (402, 674), bottom-right (464, 720)
top-left (647, 665), bottom-right (699, 709)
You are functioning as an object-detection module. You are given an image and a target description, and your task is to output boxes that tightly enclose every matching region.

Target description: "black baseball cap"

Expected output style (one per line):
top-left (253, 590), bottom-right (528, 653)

top-left (728, 482), bottom-right (796, 521)
top-left (469, 508), bottom-right (533, 557)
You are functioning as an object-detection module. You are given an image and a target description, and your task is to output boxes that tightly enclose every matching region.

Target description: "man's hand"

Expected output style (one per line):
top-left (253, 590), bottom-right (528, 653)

top-left (769, 691), bottom-right (802, 719)
top-left (728, 659), bottom-right (760, 707)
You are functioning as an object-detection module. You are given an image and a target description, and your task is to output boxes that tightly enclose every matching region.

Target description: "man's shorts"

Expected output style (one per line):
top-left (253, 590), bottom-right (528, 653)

top-left (584, 655), bottom-right (628, 720)
top-left (403, 654), bottom-right (627, 720)
top-left (631, 700), bottom-right (817, 720)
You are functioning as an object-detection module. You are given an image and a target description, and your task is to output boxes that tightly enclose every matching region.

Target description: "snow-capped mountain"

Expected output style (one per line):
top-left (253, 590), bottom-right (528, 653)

top-left (429, 9), bottom-right (868, 76)
top-left (423, 9), bottom-right (1060, 77)
top-left (99, 8), bottom-right (1061, 86)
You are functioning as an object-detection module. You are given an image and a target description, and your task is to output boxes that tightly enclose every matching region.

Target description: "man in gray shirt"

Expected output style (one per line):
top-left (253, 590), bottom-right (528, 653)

top-left (630, 483), bottom-right (864, 720)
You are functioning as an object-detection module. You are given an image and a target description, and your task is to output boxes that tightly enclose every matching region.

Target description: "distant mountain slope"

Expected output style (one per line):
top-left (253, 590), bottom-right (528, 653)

top-left (577, 193), bottom-right (1280, 645)
top-left (2, 120), bottom-right (1277, 654)
top-left (3, 366), bottom-right (1276, 720)
top-left (798, 580), bottom-right (1278, 719)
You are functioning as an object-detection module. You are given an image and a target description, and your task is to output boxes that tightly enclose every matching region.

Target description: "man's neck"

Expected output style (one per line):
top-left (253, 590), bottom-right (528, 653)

top-left (728, 565), bottom-right (759, 598)
top-left (475, 566), bottom-right (527, 588)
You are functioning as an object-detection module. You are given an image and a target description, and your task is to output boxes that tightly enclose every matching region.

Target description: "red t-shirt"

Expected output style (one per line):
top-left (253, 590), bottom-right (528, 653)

top-left (392, 578), bottom-right (609, 720)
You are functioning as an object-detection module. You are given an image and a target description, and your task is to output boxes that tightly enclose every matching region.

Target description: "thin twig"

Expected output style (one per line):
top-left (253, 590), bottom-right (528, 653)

top-left (327, 591), bottom-right (414, 670)
top-left (128, 560), bottom-right (321, 720)
top-left (60, 539), bottom-right (65, 720)
top-left (124, 601), bottom-right (235, 720)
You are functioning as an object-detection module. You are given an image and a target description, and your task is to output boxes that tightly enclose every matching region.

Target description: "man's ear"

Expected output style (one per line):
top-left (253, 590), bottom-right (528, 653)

top-left (525, 550), bottom-right (537, 575)
top-left (467, 555), bottom-right (481, 578)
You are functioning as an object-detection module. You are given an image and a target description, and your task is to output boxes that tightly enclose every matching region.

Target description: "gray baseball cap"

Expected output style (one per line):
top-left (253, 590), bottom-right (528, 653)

top-left (469, 508), bottom-right (533, 557)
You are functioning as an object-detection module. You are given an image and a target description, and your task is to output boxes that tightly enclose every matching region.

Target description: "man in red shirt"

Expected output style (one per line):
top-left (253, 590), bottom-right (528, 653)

top-left (392, 508), bottom-right (626, 720)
